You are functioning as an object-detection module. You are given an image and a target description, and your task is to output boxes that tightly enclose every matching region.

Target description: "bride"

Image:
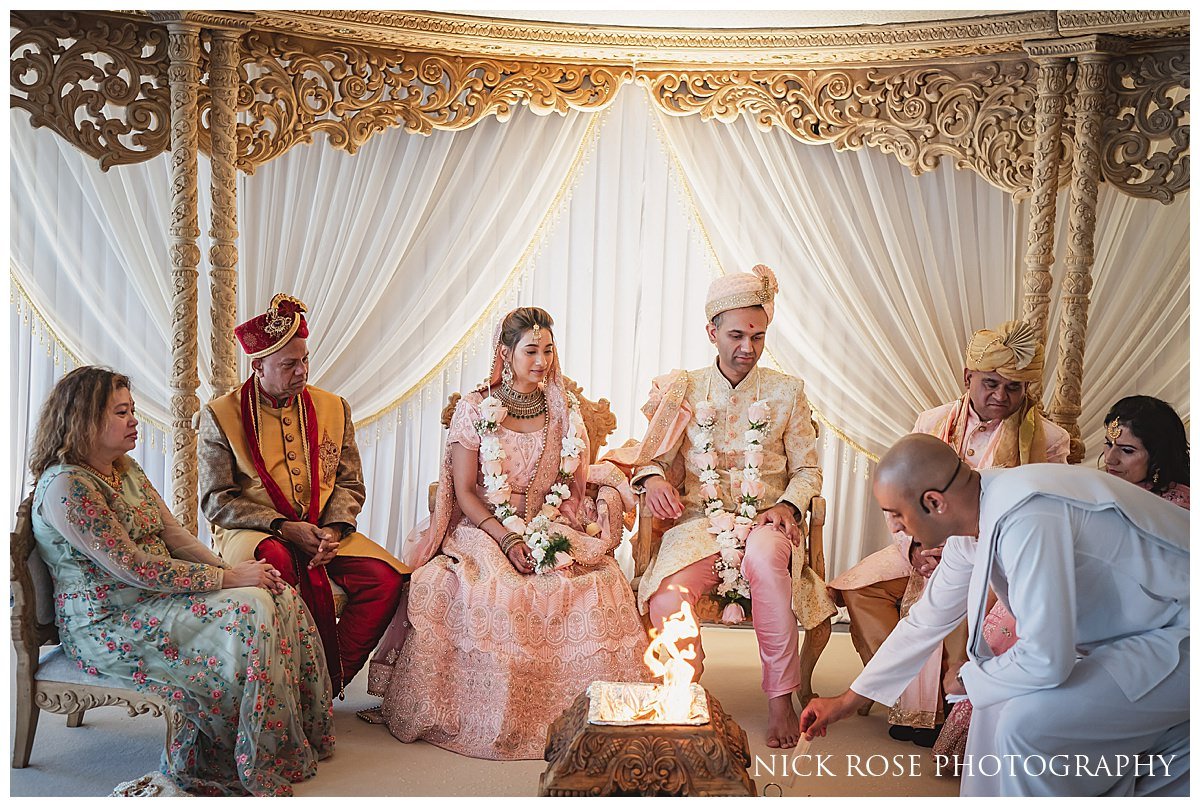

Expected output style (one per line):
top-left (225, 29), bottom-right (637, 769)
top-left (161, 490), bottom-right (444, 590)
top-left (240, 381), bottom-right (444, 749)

top-left (367, 307), bottom-right (648, 760)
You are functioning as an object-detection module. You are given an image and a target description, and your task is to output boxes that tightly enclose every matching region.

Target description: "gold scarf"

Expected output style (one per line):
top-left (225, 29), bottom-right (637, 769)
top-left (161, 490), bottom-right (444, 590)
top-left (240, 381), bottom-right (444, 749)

top-left (939, 393), bottom-right (1048, 467)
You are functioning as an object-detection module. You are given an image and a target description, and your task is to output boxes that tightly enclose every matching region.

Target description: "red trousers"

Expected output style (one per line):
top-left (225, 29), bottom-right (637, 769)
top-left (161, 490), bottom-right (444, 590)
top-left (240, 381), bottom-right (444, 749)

top-left (255, 537), bottom-right (404, 689)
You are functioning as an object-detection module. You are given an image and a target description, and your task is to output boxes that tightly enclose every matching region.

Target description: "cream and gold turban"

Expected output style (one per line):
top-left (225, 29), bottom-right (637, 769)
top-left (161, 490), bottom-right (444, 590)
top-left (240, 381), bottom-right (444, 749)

top-left (705, 264), bottom-right (779, 323)
top-left (964, 320), bottom-right (1043, 383)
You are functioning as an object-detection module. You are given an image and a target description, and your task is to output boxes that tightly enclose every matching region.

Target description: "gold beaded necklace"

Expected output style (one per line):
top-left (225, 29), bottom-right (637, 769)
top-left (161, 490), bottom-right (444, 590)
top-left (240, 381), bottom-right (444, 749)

top-left (82, 461), bottom-right (122, 490)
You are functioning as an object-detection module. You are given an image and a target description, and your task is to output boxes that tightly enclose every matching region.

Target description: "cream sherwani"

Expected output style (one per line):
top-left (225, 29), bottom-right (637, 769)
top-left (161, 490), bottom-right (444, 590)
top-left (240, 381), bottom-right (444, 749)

top-left (631, 364), bottom-right (834, 626)
top-left (852, 465), bottom-right (1189, 796)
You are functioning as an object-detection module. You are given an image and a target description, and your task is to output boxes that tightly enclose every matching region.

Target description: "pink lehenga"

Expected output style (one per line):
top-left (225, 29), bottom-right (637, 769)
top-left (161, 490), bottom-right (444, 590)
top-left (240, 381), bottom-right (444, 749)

top-left (933, 480), bottom-right (1191, 768)
top-left (366, 330), bottom-right (649, 760)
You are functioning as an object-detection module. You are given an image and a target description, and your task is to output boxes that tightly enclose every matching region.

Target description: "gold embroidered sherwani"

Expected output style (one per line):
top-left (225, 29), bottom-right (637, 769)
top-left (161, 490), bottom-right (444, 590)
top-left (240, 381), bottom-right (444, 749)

top-left (198, 385), bottom-right (407, 573)
top-left (629, 363), bottom-right (836, 628)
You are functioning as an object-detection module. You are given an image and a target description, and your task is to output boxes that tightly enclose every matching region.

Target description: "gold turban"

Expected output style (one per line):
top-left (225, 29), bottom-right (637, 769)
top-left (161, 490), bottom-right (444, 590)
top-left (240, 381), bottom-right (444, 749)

top-left (964, 320), bottom-right (1043, 383)
top-left (705, 264), bottom-right (778, 323)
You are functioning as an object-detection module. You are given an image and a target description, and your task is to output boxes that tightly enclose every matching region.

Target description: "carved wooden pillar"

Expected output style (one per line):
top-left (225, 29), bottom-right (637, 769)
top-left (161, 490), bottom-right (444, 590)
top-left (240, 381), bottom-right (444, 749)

top-left (1047, 38), bottom-right (1126, 463)
top-left (1018, 50), bottom-right (1070, 404)
top-left (163, 20), bottom-right (203, 532)
top-left (207, 28), bottom-right (242, 397)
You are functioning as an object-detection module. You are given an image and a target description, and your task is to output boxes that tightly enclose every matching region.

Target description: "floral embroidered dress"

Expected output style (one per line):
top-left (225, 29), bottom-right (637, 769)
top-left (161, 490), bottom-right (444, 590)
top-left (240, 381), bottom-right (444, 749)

top-left (31, 460), bottom-right (334, 795)
top-left (373, 393), bottom-right (649, 759)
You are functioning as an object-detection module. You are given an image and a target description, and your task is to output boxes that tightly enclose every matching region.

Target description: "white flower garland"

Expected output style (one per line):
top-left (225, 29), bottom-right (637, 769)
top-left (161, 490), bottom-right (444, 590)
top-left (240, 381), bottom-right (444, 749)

top-left (693, 398), bottom-right (772, 612)
top-left (474, 392), bottom-right (585, 573)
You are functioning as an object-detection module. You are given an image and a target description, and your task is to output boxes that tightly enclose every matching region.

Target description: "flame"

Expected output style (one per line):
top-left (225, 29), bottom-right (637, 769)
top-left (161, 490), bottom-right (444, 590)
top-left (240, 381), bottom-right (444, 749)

top-left (642, 593), bottom-right (700, 723)
top-left (586, 588), bottom-right (709, 725)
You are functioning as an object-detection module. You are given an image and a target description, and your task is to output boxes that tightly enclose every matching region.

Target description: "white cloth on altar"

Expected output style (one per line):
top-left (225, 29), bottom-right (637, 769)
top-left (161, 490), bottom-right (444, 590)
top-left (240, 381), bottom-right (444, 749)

top-left (851, 464), bottom-right (1189, 796)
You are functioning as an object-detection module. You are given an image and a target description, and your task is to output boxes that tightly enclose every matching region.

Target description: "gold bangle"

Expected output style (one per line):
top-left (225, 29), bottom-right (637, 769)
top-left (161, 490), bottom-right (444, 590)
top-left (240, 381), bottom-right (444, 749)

top-left (500, 532), bottom-right (523, 554)
top-left (478, 515), bottom-right (499, 531)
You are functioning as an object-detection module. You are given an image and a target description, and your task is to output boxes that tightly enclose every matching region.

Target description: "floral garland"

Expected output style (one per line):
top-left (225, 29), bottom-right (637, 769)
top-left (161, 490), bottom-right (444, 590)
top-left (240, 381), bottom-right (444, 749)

top-left (693, 398), bottom-right (771, 623)
top-left (475, 392), bottom-right (586, 573)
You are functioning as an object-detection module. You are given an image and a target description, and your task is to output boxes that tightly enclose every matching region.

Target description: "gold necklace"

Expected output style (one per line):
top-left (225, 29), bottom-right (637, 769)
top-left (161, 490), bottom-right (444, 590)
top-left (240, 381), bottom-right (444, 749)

top-left (497, 383), bottom-right (547, 419)
top-left (82, 461), bottom-right (122, 490)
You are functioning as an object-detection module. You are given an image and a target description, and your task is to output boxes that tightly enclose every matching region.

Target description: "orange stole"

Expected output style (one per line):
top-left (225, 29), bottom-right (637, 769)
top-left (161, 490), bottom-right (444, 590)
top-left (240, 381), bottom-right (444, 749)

top-left (210, 385), bottom-right (344, 520)
top-left (207, 386), bottom-right (408, 574)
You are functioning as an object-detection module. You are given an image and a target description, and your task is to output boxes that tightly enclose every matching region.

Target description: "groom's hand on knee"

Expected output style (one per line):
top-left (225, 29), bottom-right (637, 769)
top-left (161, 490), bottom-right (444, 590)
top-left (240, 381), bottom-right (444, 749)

top-left (756, 503), bottom-right (802, 546)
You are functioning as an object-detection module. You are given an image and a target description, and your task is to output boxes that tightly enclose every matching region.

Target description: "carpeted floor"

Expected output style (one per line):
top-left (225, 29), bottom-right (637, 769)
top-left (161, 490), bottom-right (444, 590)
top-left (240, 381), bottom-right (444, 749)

top-left (10, 629), bottom-right (960, 797)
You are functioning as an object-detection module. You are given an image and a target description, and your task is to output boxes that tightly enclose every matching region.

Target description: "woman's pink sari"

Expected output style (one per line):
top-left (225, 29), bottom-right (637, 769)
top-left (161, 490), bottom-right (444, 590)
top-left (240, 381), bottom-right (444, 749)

top-left (366, 320), bottom-right (648, 759)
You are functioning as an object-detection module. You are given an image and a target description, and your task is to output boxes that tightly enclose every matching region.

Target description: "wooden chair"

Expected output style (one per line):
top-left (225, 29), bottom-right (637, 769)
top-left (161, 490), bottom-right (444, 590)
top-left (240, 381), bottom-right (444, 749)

top-left (10, 495), bottom-right (183, 768)
top-left (428, 377), bottom-right (619, 513)
top-left (629, 420), bottom-right (832, 706)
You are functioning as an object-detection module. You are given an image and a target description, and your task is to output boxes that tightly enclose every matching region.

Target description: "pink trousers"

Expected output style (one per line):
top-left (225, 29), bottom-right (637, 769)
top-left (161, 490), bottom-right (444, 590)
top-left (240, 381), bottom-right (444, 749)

top-left (648, 524), bottom-right (799, 698)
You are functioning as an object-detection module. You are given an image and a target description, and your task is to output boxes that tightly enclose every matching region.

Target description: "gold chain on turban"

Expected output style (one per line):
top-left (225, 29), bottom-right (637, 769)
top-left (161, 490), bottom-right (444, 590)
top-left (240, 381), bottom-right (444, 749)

top-left (964, 320), bottom-right (1043, 383)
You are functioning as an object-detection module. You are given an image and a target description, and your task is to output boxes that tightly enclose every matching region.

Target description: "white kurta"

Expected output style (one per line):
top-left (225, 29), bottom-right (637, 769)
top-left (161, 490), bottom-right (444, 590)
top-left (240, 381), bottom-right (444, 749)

top-left (851, 465), bottom-right (1189, 796)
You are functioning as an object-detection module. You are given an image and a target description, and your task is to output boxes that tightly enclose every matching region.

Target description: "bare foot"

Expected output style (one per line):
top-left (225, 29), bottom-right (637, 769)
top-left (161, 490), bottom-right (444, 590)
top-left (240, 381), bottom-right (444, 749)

top-left (766, 693), bottom-right (800, 748)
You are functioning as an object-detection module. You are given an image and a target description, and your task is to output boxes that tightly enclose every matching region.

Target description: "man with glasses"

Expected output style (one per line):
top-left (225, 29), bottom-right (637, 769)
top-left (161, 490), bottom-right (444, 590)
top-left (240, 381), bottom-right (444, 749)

top-left (801, 434), bottom-right (1188, 797)
top-left (827, 320), bottom-right (1069, 745)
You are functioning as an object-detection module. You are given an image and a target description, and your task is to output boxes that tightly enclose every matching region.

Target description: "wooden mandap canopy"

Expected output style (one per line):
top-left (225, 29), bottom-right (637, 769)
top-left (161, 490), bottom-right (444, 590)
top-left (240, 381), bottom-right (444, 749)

top-left (9, 9), bottom-right (1190, 531)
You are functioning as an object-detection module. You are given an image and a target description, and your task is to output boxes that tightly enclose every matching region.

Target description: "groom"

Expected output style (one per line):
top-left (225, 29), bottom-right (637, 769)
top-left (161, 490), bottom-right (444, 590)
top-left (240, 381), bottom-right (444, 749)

top-left (609, 264), bottom-right (836, 748)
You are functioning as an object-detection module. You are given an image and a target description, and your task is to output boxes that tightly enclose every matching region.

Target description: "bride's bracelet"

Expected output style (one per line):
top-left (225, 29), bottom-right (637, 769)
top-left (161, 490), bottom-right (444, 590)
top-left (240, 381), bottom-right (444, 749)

top-left (499, 532), bottom-right (524, 554)
top-left (477, 515), bottom-right (499, 532)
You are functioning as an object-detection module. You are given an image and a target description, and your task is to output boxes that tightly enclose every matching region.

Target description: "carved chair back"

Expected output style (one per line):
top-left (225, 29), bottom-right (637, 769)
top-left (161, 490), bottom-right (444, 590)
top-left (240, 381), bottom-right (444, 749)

top-left (10, 494), bottom-right (175, 768)
top-left (11, 495), bottom-right (59, 686)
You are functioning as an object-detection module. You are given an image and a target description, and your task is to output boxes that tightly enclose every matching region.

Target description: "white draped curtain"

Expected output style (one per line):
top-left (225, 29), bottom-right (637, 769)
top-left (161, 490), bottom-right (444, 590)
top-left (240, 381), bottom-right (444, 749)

top-left (9, 88), bottom-right (1189, 578)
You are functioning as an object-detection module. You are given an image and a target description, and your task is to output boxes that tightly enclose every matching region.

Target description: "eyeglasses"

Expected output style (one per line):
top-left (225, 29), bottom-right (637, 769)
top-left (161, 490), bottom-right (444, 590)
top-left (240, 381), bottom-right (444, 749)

top-left (920, 460), bottom-right (964, 514)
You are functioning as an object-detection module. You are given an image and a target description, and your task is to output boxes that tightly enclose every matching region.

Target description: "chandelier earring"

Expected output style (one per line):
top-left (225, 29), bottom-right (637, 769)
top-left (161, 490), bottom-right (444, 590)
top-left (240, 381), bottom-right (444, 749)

top-left (501, 361), bottom-right (514, 387)
top-left (1151, 468), bottom-right (1161, 487)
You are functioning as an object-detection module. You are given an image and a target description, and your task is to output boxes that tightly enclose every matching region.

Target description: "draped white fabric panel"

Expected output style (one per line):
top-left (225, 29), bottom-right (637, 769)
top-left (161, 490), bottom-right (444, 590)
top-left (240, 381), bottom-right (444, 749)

top-left (9, 89), bottom-right (1189, 578)
top-left (238, 106), bottom-right (596, 418)
top-left (10, 121), bottom-right (211, 429)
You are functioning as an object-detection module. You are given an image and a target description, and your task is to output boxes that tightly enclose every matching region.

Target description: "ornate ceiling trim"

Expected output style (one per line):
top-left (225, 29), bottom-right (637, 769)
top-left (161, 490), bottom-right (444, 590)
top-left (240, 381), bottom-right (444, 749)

top-left (242, 10), bottom-right (1188, 67)
top-left (10, 9), bottom-right (1189, 201)
top-left (198, 30), bottom-right (631, 173)
top-left (254, 10), bottom-right (1054, 67)
top-left (639, 59), bottom-right (1042, 196)
top-left (1057, 10), bottom-right (1190, 36)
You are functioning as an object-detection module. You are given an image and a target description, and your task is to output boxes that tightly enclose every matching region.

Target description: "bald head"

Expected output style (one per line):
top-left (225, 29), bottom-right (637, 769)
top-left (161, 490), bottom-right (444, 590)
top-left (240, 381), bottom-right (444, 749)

top-left (873, 433), bottom-right (981, 548)
top-left (876, 434), bottom-right (962, 501)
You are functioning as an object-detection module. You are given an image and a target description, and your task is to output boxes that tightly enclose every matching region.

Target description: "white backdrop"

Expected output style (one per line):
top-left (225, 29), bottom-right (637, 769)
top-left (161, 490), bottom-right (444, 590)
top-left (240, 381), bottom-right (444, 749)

top-left (9, 89), bottom-right (1190, 577)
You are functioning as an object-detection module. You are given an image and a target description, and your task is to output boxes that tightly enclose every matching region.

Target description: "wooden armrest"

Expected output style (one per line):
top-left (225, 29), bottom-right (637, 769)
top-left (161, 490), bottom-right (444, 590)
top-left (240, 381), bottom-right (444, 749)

top-left (634, 490), bottom-right (656, 579)
top-left (807, 495), bottom-right (826, 580)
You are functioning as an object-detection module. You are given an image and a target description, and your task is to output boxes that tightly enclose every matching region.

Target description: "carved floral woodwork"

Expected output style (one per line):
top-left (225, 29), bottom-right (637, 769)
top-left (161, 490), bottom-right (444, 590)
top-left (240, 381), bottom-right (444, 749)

top-left (10, 11), bottom-right (1189, 200)
top-left (206, 29), bottom-right (243, 397)
top-left (9, 11), bottom-right (171, 170)
top-left (540, 688), bottom-right (755, 796)
top-left (1102, 48), bottom-right (1190, 203)
top-left (164, 21), bottom-right (203, 533)
top-left (1049, 53), bottom-right (1114, 463)
top-left (640, 59), bottom-right (1043, 196)
top-left (198, 31), bottom-right (631, 173)
top-left (1020, 56), bottom-right (1071, 403)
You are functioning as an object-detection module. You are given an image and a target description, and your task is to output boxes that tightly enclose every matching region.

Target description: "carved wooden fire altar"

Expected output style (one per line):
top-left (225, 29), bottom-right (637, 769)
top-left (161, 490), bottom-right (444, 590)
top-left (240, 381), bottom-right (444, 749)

top-left (540, 687), bottom-right (755, 797)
